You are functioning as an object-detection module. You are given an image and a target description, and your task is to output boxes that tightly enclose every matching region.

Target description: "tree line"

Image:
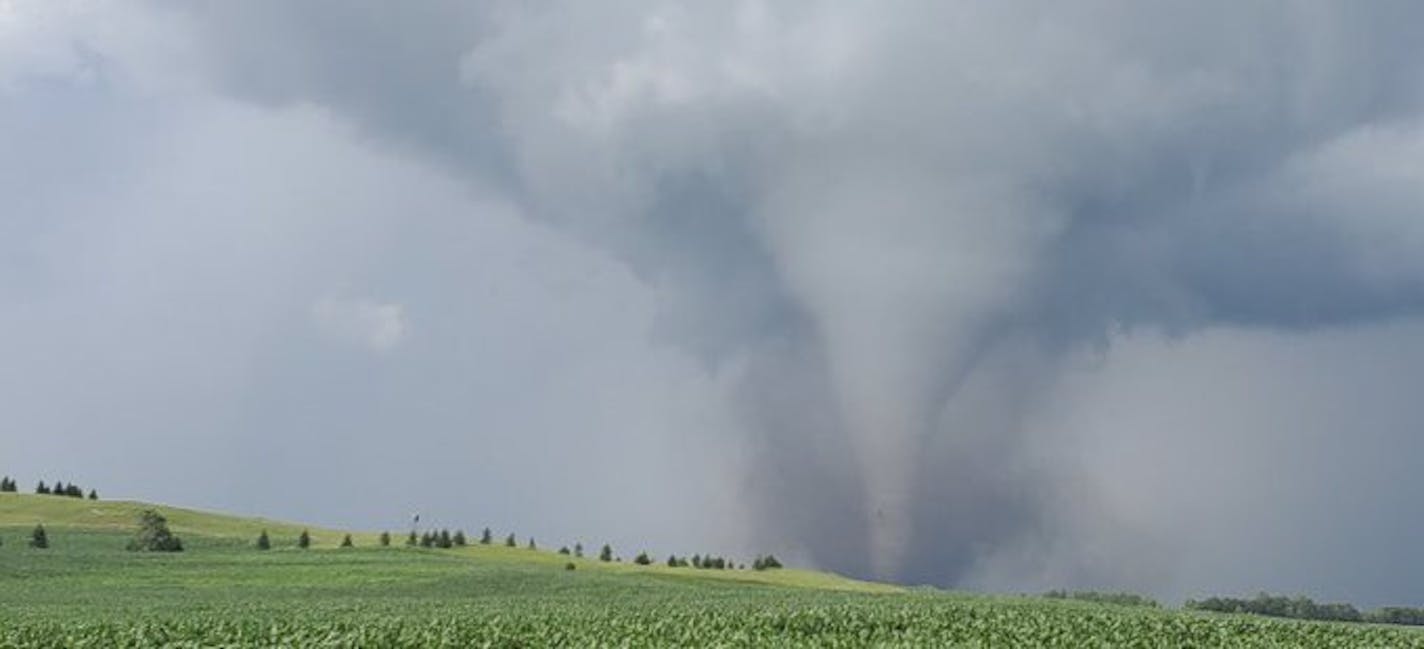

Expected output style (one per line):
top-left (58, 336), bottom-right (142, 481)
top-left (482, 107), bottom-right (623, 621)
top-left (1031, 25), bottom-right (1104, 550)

top-left (1186, 593), bottom-right (1424, 627)
top-left (0, 476), bottom-right (98, 500)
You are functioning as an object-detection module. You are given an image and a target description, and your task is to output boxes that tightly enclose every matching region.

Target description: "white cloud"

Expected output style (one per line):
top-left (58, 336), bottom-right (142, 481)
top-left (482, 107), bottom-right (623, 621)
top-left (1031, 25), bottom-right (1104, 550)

top-left (310, 296), bottom-right (409, 353)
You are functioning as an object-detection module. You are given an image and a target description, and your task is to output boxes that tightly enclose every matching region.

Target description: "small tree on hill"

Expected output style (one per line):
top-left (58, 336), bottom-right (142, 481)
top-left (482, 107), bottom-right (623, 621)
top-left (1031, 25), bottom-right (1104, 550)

top-left (29, 524), bottom-right (48, 549)
top-left (297, 530), bottom-right (311, 549)
top-left (574, 542), bottom-right (583, 558)
top-left (53, 481), bottom-right (65, 496)
top-left (0, 477), bottom-right (14, 492)
top-left (379, 531), bottom-right (391, 547)
top-left (420, 532), bottom-right (434, 548)
top-left (256, 530), bottom-right (271, 550)
top-left (599, 544), bottom-right (613, 562)
top-left (127, 510), bottom-right (183, 552)
top-left (437, 529), bottom-right (452, 549)
top-left (407, 531), bottom-right (418, 546)
top-left (527, 537), bottom-right (536, 550)
top-left (341, 534), bottom-right (354, 548)
top-left (633, 552), bottom-right (651, 565)
top-left (87, 489), bottom-right (98, 500)
top-left (453, 530), bottom-right (467, 546)
top-left (480, 527), bottom-right (492, 544)
top-left (505, 533), bottom-right (516, 547)
top-left (558, 546), bottom-right (570, 555)
top-left (35, 481), bottom-right (49, 495)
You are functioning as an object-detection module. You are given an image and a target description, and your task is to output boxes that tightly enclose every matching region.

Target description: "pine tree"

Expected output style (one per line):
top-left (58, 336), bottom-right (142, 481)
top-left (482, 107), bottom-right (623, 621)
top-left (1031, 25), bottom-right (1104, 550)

top-left (35, 481), bottom-right (49, 495)
top-left (87, 489), bottom-right (98, 500)
top-left (29, 524), bottom-right (48, 549)
top-left (341, 534), bottom-right (354, 548)
top-left (558, 546), bottom-right (570, 555)
top-left (297, 530), bottom-right (311, 549)
top-left (480, 527), bottom-right (492, 544)
top-left (527, 537), bottom-right (536, 550)
top-left (692, 554), bottom-right (702, 569)
top-left (666, 555), bottom-right (679, 567)
top-left (574, 542), bottom-right (584, 558)
top-left (505, 533), bottom-right (516, 547)
top-left (634, 552), bottom-right (651, 565)
top-left (407, 531), bottom-right (418, 546)
top-left (420, 532), bottom-right (434, 548)
top-left (437, 529), bottom-right (452, 549)
top-left (453, 530), bottom-right (467, 546)
top-left (379, 531), bottom-right (391, 547)
top-left (599, 544), bottom-right (613, 562)
top-left (53, 481), bottom-right (65, 496)
top-left (256, 530), bottom-right (271, 550)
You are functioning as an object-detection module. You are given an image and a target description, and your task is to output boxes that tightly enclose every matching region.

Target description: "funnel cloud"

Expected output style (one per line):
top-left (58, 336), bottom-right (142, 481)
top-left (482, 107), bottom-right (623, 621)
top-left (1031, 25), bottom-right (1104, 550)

top-left (5, 1), bottom-right (1424, 605)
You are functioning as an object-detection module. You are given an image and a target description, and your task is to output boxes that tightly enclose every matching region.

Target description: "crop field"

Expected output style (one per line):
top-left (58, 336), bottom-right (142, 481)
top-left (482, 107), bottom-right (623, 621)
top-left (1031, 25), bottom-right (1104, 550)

top-left (3, 495), bottom-right (1423, 647)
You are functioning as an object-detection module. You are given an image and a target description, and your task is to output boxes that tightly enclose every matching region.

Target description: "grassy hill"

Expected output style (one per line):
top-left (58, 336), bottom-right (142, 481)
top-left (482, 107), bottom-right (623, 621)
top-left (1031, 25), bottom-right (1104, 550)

top-left (4, 491), bottom-right (1424, 646)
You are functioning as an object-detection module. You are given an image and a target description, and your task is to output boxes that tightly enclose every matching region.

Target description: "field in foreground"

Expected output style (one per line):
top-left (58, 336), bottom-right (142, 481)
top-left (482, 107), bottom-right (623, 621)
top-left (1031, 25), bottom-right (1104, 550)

top-left (2, 494), bottom-right (1422, 647)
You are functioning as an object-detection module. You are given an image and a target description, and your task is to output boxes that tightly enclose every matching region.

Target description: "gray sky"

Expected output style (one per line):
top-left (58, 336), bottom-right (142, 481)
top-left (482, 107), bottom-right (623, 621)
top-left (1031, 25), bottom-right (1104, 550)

top-left (4, 1), bottom-right (1424, 606)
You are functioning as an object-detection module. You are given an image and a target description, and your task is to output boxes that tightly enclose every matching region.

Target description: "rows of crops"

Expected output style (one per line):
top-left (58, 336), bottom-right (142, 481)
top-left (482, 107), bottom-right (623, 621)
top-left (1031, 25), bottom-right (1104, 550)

top-left (6, 595), bottom-right (1424, 647)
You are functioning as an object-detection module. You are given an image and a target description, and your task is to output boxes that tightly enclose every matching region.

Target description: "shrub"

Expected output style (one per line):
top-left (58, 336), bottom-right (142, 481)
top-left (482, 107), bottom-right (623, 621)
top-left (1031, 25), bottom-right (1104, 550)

top-left (29, 524), bottom-right (48, 549)
top-left (564, 562), bottom-right (576, 571)
top-left (87, 489), bottom-right (98, 500)
top-left (256, 530), bottom-right (271, 550)
top-left (297, 530), bottom-right (311, 549)
top-left (558, 546), bottom-right (570, 555)
top-left (574, 543), bottom-right (583, 558)
top-left (752, 555), bottom-right (782, 571)
top-left (633, 552), bottom-right (651, 565)
top-left (341, 534), bottom-right (354, 548)
top-left (505, 533), bottom-right (516, 548)
top-left (127, 510), bottom-right (183, 552)
top-left (379, 531), bottom-right (391, 547)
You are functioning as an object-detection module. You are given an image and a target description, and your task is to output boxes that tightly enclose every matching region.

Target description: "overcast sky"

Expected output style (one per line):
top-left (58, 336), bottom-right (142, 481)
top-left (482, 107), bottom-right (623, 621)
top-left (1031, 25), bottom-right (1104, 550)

top-left (4, 1), bottom-right (1424, 606)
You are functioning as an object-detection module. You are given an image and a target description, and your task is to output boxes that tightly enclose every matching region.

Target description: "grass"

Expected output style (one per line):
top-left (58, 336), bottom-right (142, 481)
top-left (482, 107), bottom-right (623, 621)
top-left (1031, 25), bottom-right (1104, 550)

top-left (3, 492), bottom-right (1424, 646)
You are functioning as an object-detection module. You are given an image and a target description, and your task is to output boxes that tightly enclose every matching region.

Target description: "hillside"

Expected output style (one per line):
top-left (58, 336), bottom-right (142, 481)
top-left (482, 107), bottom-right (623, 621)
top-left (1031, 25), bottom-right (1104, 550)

top-left (0, 492), bottom-right (895, 594)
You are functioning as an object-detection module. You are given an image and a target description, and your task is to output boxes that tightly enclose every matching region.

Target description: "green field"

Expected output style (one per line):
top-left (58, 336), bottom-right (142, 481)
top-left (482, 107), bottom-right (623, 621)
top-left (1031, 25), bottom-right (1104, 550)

top-left (2, 493), bottom-right (1422, 647)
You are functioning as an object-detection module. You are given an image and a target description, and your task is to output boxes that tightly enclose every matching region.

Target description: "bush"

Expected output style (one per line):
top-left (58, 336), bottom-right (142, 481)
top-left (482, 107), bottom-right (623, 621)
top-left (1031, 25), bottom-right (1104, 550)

top-left (558, 546), bottom-right (570, 555)
top-left (406, 531), bottom-right (418, 546)
top-left (752, 555), bottom-right (782, 571)
top-left (256, 530), bottom-right (271, 550)
top-left (297, 530), bottom-right (311, 549)
top-left (87, 489), bottom-right (98, 500)
top-left (505, 533), bottom-right (516, 548)
top-left (633, 552), bottom-right (651, 565)
top-left (29, 524), bottom-right (48, 549)
top-left (127, 510), bottom-right (183, 552)
top-left (564, 562), bottom-right (576, 571)
top-left (574, 543), bottom-right (583, 558)
top-left (379, 531), bottom-right (391, 547)
top-left (341, 534), bottom-right (354, 548)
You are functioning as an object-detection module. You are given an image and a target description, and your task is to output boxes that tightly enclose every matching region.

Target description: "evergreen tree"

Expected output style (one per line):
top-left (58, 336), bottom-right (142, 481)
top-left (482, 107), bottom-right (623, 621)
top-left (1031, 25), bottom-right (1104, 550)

top-left (599, 544), bottom-right (613, 562)
top-left (558, 546), bottom-right (570, 555)
top-left (87, 489), bottom-right (98, 500)
top-left (256, 530), bottom-right (271, 550)
top-left (666, 555), bottom-right (679, 567)
top-left (574, 543), bottom-right (584, 558)
top-left (406, 530), bottom-right (418, 546)
top-left (29, 524), bottom-right (48, 549)
top-left (692, 554), bottom-right (702, 569)
top-left (505, 533), bottom-right (516, 547)
top-left (437, 529), bottom-right (452, 549)
top-left (341, 534), bottom-right (354, 548)
top-left (480, 527), bottom-right (492, 544)
top-left (634, 552), bottom-right (651, 565)
top-left (65, 484), bottom-right (82, 498)
top-left (420, 532), bottom-right (434, 548)
top-left (297, 530), bottom-right (311, 549)
top-left (0, 477), bottom-right (12, 492)
top-left (53, 481), bottom-right (65, 496)
top-left (379, 531), bottom-right (391, 547)
top-left (127, 510), bottom-right (183, 552)
top-left (453, 530), bottom-right (467, 546)
top-left (527, 537), bottom-right (536, 550)
top-left (35, 481), bottom-right (48, 495)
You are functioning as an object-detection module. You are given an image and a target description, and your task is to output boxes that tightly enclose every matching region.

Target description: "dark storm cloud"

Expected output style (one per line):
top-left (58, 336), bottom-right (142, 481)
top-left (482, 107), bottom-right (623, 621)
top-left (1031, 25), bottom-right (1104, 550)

top-left (7, 0), bottom-right (1424, 600)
